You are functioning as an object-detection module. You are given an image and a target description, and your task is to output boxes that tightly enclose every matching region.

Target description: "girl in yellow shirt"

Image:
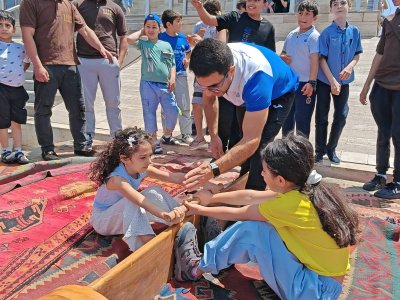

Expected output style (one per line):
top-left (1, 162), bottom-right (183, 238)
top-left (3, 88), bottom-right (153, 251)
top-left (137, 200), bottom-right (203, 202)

top-left (174, 133), bottom-right (359, 300)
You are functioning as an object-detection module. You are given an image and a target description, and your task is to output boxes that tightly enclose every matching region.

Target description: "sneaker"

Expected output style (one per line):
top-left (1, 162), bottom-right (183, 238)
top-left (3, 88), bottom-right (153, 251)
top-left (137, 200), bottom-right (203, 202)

top-left (14, 151), bottom-right (30, 164)
top-left (327, 151), bottom-right (340, 164)
top-left (161, 136), bottom-right (181, 145)
top-left (363, 175), bottom-right (387, 191)
top-left (374, 182), bottom-right (400, 199)
top-left (153, 144), bottom-right (163, 154)
top-left (174, 222), bottom-right (202, 282)
top-left (181, 134), bottom-right (194, 144)
top-left (189, 139), bottom-right (208, 150)
top-left (201, 217), bottom-right (222, 244)
top-left (85, 133), bottom-right (94, 150)
top-left (42, 150), bottom-right (59, 161)
top-left (74, 145), bottom-right (96, 157)
top-left (1, 150), bottom-right (14, 163)
top-left (315, 153), bottom-right (324, 163)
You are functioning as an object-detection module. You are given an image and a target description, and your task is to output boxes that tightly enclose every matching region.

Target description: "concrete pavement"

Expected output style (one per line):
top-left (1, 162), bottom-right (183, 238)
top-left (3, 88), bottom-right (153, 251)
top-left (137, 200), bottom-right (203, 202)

top-left (20, 38), bottom-right (394, 176)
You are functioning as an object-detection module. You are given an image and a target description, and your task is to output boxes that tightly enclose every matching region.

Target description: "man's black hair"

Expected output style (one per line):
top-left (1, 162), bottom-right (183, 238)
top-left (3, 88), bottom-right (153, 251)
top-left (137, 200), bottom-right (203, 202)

top-left (298, 0), bottom-right (319, 16)
top-left (189, 39), bottom-right (233, 77)
top-left (0, 10), bottom-right (15, 27)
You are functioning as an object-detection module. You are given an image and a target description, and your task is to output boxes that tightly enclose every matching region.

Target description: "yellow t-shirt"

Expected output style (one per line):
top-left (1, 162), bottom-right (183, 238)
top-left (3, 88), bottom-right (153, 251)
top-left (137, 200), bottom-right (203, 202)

top-left (258, 190), bottom-right (350, 276)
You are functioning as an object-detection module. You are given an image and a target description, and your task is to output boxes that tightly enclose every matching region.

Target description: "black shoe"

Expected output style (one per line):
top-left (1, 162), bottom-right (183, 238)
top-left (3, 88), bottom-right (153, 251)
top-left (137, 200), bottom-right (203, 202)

top-left (374, 182), bottom-right (400, 199)
top-left (327, 151), bottom-right (340, 164)
top-left (315, 153), bottom-right (324, 163)
top-left (363, 174), bottom-right (387, 191)
top-left (74, 146), bottom-right (96, 157)
top-left (160, 136), bottom-right (181, 145)
top-left (42, 150), bottom-right (59, 161)
top-left (153, 144), bottom-right (163, 154)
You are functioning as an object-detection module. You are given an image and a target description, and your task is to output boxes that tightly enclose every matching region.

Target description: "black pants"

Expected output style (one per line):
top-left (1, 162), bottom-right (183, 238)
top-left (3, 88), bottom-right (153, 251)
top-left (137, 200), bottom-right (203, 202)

top-left (34, 65), bottom-right (86, 152)
top-left (315, 80), bottom-right (349, 156)
top-left (239, 92), bottom-right (295, 190)
top-left (218, 97), bottom-right (241, 152)
top-left (370, 82), bottom-right (400, 182)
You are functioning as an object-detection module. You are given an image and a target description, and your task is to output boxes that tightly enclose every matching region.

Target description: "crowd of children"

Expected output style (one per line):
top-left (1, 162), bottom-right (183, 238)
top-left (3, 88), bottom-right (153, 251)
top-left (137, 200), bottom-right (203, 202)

top-left (2, 0), bottom-right (399, 298)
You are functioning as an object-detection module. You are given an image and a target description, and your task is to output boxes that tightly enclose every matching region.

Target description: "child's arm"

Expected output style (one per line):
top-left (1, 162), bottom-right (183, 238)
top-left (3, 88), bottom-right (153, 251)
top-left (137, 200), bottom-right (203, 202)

top-left (280, 50), bottom-right (292, 65)
top-left (183, 50), bottom-right (191, 69)
top-left (339, 54), bottom-right (360, 81)
top-left (194, 189), bottom-right (278, 207)
top-left (185, 202), bottom-right (266, 222)
top-left (216, 29), bottom-right (227, 43)
top-left (147, 165), bottom-right (186, 184)
top-left (191, 0), bottom-right (218, 26)
top-left (107, 175), bottom-right (185, 223)
top-left (169, 66), bottom-right (176, 92)
top-left (127, 28), bottom-right (145, 45)
top-left (320, 57), bottom-right (341, 95)
top-left (301, 52), bottom-right (319, 97)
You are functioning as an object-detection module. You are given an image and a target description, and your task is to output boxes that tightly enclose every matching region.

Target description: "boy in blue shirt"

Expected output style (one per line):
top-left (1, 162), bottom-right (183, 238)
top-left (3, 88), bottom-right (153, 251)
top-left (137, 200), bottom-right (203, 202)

top-left (281, 0), bottom-right (319, 139)
top-left (159, 10), bottom-right (193, 144)
top-left (315, 0), bottom-right (362, 164)
top-left (127, 14), bottom-right (180, 154)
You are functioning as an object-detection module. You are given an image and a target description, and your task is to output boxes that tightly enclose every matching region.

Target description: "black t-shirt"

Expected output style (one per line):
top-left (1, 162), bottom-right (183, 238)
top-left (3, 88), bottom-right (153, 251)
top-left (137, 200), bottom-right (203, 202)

top-left (216, 11), bottom-right (276, 52)
top-left (273, 0), bottom-right (289, 13)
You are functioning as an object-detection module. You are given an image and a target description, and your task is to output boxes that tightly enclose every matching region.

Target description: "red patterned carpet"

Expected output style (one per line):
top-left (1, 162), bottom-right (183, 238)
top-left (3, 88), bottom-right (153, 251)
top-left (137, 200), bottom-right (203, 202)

top-left (1, 151), bottom-right (399, 299)
top-left (0, 148), bottom-right (239, 300)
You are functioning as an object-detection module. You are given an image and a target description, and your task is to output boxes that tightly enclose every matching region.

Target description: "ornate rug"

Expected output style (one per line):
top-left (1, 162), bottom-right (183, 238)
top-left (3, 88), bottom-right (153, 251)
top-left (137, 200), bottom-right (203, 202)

top-left (2, 147), bottom-right (240, 300)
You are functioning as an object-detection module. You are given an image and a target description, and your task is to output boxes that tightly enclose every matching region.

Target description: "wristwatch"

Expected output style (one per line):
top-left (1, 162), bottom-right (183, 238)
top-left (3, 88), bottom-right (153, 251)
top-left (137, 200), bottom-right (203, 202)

top-left (209, 162), bottom-right (220, 178)
top-left (308, 80), bottom-right (317, 92)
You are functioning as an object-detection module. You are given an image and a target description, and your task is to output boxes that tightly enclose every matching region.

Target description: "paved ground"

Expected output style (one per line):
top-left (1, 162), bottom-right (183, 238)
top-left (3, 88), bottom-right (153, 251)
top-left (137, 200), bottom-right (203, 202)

top-left (22, 37), bottom-right (394, 171)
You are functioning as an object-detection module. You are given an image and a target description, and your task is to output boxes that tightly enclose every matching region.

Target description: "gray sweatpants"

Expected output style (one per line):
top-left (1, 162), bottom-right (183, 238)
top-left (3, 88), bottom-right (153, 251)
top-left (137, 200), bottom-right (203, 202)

top-left (78, 57), bottom-right (122, 137)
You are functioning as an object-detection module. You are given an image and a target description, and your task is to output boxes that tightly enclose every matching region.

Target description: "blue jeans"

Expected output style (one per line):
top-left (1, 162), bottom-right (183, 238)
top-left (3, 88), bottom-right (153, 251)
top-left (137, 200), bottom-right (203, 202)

top-left (140, 80), bottom-right (179, 134)
top-left (282, 82), bottom-right (316, 138)
top-left (370, 82), bottom-right (400, 182)
top-left (200, 221), bottom-right (343, 300)
top-left (315, 80), bottom-right (349, 155)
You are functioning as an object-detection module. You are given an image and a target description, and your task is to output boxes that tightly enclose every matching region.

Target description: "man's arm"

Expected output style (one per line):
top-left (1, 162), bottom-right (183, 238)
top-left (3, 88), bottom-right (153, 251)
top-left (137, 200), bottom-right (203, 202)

top-left (77, 26), bottom-right (113, 63)
top-left (216, 109), bottom-right (268, 174)
top-left (191, 0), bottom-right (218, 26)
top-left (21, 27), bottom-right (49, 82)
top-left (118, 35), bottom-right (128, 66)
top-left (184, 108), bottom-right (268, 191)
top-left (359, 53), bottom-right (382, 105)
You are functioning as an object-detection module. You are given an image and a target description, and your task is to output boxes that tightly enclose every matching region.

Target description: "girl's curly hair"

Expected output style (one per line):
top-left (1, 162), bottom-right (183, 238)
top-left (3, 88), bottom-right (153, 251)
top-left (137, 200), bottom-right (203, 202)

top-left (89, 127), bottom-right (153, 185)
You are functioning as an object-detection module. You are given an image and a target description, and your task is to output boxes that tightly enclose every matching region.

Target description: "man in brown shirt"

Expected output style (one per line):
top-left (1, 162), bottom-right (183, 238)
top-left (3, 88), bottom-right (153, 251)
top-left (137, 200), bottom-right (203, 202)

top-left (20, 0), bottom-right (113, 161)
top-left (73, 0), bottom-right (128, 145)
top-left (359, 2), bottom-right (400, 199)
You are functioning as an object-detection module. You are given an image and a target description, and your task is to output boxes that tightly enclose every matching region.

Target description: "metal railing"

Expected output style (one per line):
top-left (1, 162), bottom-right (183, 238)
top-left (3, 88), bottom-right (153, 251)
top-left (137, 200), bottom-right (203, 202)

top-left (2, 0), bottom-right (21, 11)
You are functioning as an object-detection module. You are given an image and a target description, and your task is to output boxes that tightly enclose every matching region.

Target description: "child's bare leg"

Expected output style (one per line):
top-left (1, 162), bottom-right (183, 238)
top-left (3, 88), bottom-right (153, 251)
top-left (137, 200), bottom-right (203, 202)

top-left (164, 128), bottom-right (173, 136)
top-left (0, 128), bottom-right (9, 149)
top-left (11, 121), bottom-right (22, 149)
top-left (137, 234), bottom-right (155, 245)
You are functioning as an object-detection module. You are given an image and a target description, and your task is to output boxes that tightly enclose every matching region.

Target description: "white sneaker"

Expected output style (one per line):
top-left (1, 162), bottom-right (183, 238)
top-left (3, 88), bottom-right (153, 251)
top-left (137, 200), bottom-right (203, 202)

top-left (14, 151), bottom-right (30, 164)
top-left (181, 134), bottom-right (194, 144)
